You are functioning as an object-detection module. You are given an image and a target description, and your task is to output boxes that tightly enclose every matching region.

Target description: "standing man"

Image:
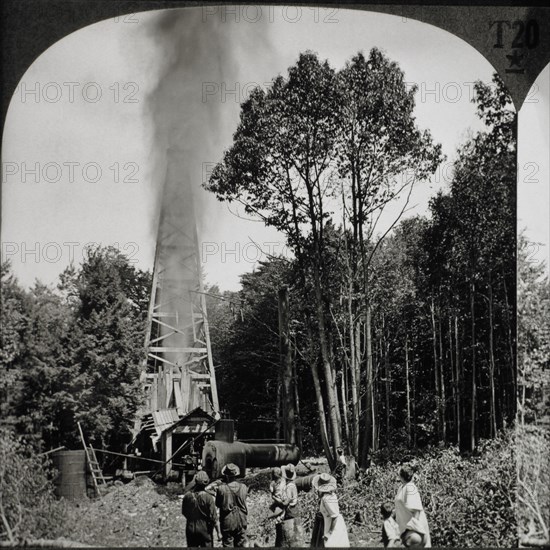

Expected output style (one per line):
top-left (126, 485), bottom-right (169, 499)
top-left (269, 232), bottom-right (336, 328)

top-left (181, 470), bottom-right (221, 547)
top-left (215, 463), bottom-right (248, 547)
top-left (334, 447), bottom-right (347, 485)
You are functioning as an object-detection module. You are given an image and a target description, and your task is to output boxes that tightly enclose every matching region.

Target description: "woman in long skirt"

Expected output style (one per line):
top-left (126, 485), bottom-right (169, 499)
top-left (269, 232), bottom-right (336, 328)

top-left (311, 473), bottom-right (349, 547)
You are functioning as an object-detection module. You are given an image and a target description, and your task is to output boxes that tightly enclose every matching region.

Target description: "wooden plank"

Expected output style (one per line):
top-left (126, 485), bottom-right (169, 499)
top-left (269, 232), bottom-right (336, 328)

top-left (151, 312), bottom-right (178, 318)
top-left (93, 448), bottom-right (188, 468)
top-left (181, 367), bottom-right (190, 415)
top-left (37, 446), bottom-right (66, 456)
top-left (163, 431), bottom-right (172, 479)
top-left (149, 347), bottom-right (207, 353)
top-left (151, 317), bottom-right (196, 336)
top-left (174, 384), bottom-right (184, 412)
top-left (166, 367), bottom-right (172, 409)
top-left (147, 353), bottom-right (179, 368)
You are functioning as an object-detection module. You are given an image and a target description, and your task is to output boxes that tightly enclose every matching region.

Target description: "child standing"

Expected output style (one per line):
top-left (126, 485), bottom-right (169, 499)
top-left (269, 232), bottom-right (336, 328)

top-left (268, 467), bottom-right (286, 523)
top-left (381, 501), bottom-right (401, 548)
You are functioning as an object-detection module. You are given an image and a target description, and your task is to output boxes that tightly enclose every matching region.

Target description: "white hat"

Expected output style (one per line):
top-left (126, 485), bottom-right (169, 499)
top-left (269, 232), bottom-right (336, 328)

top-left (312, 472), bottom-right (337, 493)
top-left (281, 463), bottom-right (297, 481)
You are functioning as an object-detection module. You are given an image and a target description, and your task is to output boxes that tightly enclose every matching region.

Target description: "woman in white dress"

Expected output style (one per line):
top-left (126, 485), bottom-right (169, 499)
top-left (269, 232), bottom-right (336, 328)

top-left (394, 466), bottom-right (431, 548)
top-left (312, 473), bottom-right (350, 548)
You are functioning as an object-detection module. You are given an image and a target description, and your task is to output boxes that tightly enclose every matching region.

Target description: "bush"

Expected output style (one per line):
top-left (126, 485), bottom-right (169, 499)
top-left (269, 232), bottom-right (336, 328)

top-left (297, 430), bottom-right (516, 547)
top-left (0, 428), bottom-right (68, 542)
top-left (517, 423), bottom-right (550, 543)
top-left (415, 434), bottom-right (516, 546)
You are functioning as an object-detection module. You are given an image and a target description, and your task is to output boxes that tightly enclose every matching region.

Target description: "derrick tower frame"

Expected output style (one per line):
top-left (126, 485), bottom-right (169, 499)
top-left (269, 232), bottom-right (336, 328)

top-left (139, 154), bottom-right (219, 425)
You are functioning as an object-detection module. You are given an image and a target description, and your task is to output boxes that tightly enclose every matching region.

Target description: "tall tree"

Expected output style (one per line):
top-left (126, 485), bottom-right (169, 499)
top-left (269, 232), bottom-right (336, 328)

top-left (334, 50), bottom-right (442, 460)
top-left (67, 247), bottom-right (151, 451)
top-left (207, 52), bottom-right (343, 463)
top-left (206, 49), bottom-right (442, 465)
top-left (0, 262), bottom-right (30, 427)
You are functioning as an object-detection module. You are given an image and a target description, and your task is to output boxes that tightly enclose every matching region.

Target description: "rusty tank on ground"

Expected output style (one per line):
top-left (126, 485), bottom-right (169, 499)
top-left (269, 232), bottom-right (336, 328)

top-left (202, 440), bottom-right (300, 479)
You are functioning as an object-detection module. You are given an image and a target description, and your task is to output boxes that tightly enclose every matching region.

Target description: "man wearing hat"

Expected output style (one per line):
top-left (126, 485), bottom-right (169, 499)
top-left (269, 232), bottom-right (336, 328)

top-left (181, 470), bottom-right (221, 547)
top-left (214, 463), bottom-right (248, 547)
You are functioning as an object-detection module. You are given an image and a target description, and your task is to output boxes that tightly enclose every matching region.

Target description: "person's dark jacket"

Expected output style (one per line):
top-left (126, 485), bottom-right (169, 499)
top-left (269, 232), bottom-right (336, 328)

top-left (215, 480), bottom-right (248, 531)
top-left (182, 488), bottom-right (217, 538)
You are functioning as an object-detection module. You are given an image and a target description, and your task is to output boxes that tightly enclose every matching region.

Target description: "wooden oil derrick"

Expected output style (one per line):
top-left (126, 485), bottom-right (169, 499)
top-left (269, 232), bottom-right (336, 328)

top-left (141, 230), bottom-right (219, 416)
top-left (134, 152), bottom-right (219, 471)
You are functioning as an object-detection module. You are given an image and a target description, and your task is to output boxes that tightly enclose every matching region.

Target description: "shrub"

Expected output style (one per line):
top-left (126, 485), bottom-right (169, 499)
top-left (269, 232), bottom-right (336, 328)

top-left (0, 428), bottom-right (68, 542)
top-left (517, 423), bottom-right (550, 543)
top-left (297, 430), bottom-right (516, 547)
top-left (415, 433), bottom-right (516, 546)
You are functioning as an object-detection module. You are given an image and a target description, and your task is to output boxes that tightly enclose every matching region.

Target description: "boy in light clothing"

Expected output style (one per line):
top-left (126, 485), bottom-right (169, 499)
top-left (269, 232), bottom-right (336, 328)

top-left (381, 501), bottom-right (401, 548)
top-left (268, 467), bottom-right (286, 523)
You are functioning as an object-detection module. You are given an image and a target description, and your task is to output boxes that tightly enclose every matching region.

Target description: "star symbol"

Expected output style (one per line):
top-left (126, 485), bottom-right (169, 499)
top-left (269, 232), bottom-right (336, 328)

top-left (506, 50), bottom-right (524, 68)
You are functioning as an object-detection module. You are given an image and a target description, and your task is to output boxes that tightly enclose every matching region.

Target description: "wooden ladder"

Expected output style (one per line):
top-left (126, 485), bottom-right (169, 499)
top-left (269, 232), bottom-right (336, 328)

top-left (77, 422), bottom-right (107, 497)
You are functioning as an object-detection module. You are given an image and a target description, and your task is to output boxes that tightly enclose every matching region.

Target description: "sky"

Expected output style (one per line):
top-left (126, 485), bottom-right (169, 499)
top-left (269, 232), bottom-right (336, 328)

top-left (1, 6), bottom-right (548, 290)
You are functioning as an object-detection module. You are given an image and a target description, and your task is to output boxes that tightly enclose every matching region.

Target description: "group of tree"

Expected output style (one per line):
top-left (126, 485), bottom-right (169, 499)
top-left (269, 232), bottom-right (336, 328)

top-left (0, 247), bottom-right (151, 453)
top-left (516, 233), bottom-right (550, 545)
top-left (0, 49), bottom-right (522, 476)
top-left (205, 49), bottom-right (517, 469)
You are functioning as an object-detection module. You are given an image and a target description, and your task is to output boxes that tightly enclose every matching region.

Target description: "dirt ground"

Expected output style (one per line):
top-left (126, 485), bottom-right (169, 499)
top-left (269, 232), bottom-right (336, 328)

top-left (62, 466), bottom-right (380, 547)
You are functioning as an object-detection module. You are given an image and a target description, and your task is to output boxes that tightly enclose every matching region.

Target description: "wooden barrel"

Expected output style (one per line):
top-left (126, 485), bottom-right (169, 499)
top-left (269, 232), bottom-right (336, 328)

top-left (51, 450), bottom-right (87, 500)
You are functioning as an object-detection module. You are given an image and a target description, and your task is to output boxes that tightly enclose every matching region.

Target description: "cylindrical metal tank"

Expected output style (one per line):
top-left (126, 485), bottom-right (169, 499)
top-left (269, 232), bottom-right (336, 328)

top-left (51, 450), bottom-right (87, 500)
top-left (202, 441), bottom-right (300, 479)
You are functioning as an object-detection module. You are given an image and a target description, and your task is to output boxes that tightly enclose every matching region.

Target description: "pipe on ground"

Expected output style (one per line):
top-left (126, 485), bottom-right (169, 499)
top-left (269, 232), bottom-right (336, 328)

top-left (202, 441), bottom-right (300, 479)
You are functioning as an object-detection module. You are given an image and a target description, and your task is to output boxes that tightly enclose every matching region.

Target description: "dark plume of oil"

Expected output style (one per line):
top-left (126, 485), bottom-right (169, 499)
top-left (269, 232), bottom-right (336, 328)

top-left (143, 7), bottom-right (269, 409)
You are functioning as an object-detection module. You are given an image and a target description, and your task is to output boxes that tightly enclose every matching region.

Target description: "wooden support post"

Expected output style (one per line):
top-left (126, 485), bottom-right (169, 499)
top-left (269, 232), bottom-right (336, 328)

top-left (162, 431), bottom-right (173, 480)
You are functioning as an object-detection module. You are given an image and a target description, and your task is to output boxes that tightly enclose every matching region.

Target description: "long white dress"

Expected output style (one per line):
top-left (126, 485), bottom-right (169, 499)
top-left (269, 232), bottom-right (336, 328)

top-left (320, 493), bottom-right (350, 547)
top-left (394, 482), bottom-right (432, 547)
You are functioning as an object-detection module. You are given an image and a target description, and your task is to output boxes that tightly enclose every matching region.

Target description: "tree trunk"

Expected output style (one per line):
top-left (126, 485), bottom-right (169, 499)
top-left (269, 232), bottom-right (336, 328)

top-left (455, 315), bottom-right (461, 448)
top-left (306, 322), bottom-right (334, 467)
top-left (347, 310), bottom-right (360, 458)
top-left (448, 316), bottom-right (456, 442)
top-left (353, 318), bottom-right (361, 458)
top-left (438, 309), bottom-right (446, 442)
top-left (340, 363), bottom-right (350, 445)
top-left (329, 331), bottom-right (343, 443)
top-left (520, 357), bottom-right (526, 426)
top-left (275, 371), bottom-right (282, 442)
top-left (292, 342), bottom-right (301, 447)
top-left (341, 180), bottom-right (360, 459)
top-left (383, 315), bottom-right (391, 448)
top-left (278, 287), bottom-right (296, 445)
top-left (430, 298), bottom-right (442, 440)
top-left (366, 305), bottom-right (376, 454)
top-left (487, 279), bottom-right (497, 438)
top-left (501, 270), bottom-right (516, 419)
top-left (312, 265), bottom-right (341, 454)
top-left (470, 280), bottom-right (476, 452)
top-left (412, 350), bottom-right (417, 448)
top-left (405, 334), bottom-right (411, 447)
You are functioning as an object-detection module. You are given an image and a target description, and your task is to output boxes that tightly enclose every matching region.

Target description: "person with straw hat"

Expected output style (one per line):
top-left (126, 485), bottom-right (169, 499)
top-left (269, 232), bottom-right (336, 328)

top-left (214, 463), bottom-right (248, 547)
top-left (273, 464), bottom-right (304, 547)
top-left (181, 470), bottom-right (221, 547)
top-left (311, 472), bottom-right (349, 547)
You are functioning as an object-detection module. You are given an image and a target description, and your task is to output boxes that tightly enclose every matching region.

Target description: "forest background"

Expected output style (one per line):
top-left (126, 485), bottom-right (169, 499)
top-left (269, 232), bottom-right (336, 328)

top-left (1, 51), bottom-right (548, 546)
